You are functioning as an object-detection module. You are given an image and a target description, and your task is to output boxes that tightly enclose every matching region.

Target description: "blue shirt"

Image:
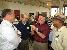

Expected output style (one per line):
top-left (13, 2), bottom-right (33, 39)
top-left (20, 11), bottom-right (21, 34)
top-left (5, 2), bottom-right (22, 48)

top-left (15, 21), bottom-right (31, 40)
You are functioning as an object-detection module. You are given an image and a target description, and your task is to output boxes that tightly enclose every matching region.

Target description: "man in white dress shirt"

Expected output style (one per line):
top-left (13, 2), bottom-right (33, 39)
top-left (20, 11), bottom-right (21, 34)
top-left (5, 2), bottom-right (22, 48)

top-left (0, 9), bottom-right (21, 50)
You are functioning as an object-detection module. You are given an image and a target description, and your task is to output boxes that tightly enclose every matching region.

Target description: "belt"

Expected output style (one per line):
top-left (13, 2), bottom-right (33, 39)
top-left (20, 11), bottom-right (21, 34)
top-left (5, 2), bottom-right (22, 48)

top-left (36, 40), bottom-right (48, 43)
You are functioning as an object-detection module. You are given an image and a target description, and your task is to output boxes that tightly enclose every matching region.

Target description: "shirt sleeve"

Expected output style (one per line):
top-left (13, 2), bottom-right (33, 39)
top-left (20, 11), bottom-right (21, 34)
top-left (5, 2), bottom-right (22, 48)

top-left (62, 31), bottom-right (67, 50)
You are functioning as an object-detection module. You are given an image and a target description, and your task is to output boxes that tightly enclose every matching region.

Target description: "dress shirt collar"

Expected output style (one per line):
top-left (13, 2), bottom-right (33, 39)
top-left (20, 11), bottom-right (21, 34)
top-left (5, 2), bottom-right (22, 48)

top-left (2, 19), bottom-right (13, 27)
top-left (58, 26), bottom-right (66, 32)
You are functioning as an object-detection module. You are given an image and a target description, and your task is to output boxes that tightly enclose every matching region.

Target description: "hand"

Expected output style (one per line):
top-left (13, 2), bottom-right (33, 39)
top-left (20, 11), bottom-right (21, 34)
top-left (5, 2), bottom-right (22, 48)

top-left (31, 25), bottom-right (36, 31)
top-left (17, 30), bottom-right (21, 35)
top-left (17, 30), bottom-right (21, 37)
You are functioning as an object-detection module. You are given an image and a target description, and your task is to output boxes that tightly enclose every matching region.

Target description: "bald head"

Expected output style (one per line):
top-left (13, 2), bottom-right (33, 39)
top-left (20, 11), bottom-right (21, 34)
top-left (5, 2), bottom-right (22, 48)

top-left (20, 14), bottom-right (29, 22)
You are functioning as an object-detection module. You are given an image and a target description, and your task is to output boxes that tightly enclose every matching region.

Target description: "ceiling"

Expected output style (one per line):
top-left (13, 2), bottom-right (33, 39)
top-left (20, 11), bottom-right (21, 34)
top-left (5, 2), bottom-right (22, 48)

top-left (1, 0), bottom-right (67, 7)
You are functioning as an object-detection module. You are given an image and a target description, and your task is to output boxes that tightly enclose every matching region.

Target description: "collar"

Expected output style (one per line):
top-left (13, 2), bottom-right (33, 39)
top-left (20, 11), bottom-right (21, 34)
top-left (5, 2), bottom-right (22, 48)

top-left (21, 21), bottom-right (26, 25)
top-left (37, 22), bottom-right (46, 25)
top-left (2, 19), bottom-right (13, 27)
top-left (22, 22), bottom-right (26, 25)
top-left (58, 26), bottom-right (66, 32)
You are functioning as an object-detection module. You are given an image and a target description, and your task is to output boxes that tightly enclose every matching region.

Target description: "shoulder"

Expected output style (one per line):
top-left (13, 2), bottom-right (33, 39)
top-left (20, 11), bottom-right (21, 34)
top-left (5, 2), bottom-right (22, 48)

top-left (16, 21), bottom-right (22, 26)
top-left (44, 23), bottom-right (50, 28)
top-left (45, 23), bottom-right (49, 26)
top-left (62, 26), bottom-right (67, 32)
top-left (18, 21), bottom-right (22, 24)
top-left (1, 21), bottom-right (13, 30)
top-left (1, 21), bottom-right (9, 27)
top-left (61, 26), bottom-right (67, 36)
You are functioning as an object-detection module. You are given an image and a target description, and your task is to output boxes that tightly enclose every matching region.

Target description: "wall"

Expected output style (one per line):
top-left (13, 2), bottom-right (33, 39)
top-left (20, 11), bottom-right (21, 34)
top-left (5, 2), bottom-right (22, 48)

top-left (0, 1), bottom-right (50, 17)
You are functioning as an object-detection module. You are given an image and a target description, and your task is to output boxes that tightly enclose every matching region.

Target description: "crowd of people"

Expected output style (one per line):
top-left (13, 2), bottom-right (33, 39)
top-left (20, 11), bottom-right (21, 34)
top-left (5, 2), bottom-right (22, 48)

top-left (0, 9), bottom-right (67, 50)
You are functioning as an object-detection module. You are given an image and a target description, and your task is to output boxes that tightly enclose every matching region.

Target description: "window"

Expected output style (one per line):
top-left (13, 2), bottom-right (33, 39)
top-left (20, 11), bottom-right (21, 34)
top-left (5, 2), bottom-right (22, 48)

top-left (51, 8), bottom-right (58, 17)
top-left (51, 7), bottom-right (64, 17)
top-left (65, 7), bottom-right (67, 16)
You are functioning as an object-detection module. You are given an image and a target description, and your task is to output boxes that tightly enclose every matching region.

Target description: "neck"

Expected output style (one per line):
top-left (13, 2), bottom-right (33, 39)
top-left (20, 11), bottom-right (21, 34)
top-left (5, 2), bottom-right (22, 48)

top-left (39, 22), bottom-right (42, 25)
top-left (39, 22), bottom-right (45, 25)
top-left (3, 18), bottom-right (12, 23)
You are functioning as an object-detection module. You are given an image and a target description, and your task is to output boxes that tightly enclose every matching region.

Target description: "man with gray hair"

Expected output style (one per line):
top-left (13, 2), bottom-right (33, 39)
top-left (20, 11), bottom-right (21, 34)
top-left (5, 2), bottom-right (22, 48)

top-left (15, 13), bottom-right (31, 50)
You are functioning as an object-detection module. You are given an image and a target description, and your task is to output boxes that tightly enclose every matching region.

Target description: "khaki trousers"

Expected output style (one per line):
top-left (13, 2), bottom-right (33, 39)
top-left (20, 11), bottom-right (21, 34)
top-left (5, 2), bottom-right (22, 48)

top-left (33, 41), bottom-right (48, 50)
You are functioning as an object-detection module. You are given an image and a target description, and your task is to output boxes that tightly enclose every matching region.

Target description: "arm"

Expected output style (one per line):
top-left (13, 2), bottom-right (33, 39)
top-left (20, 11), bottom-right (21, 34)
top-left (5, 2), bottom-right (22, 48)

top-left (36, 31), bottom-right (46, 39)
top-left (31, 25), bottom-right (50, 39)
top-left (31, 25), bottom-right (35, 35)
top-left (31, 27), bottom-right (45, 38)
top-left (62, 31), bottom-right (67, 50)
top-left (36, 27), bottom-right (50, 39)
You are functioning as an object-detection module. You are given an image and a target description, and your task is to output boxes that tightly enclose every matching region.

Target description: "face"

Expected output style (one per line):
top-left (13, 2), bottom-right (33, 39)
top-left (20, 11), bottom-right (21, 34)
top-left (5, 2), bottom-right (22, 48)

top-left (10, 11), bottom-right (15, 22)
top-left (21, 15), bottom-right (29, 22)
top-left (53, 19), bottom-right (60, 28)
top-left (6, 10), bottom-right (15, 22)
top-left (38, 15), bottom-right (45, 24)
